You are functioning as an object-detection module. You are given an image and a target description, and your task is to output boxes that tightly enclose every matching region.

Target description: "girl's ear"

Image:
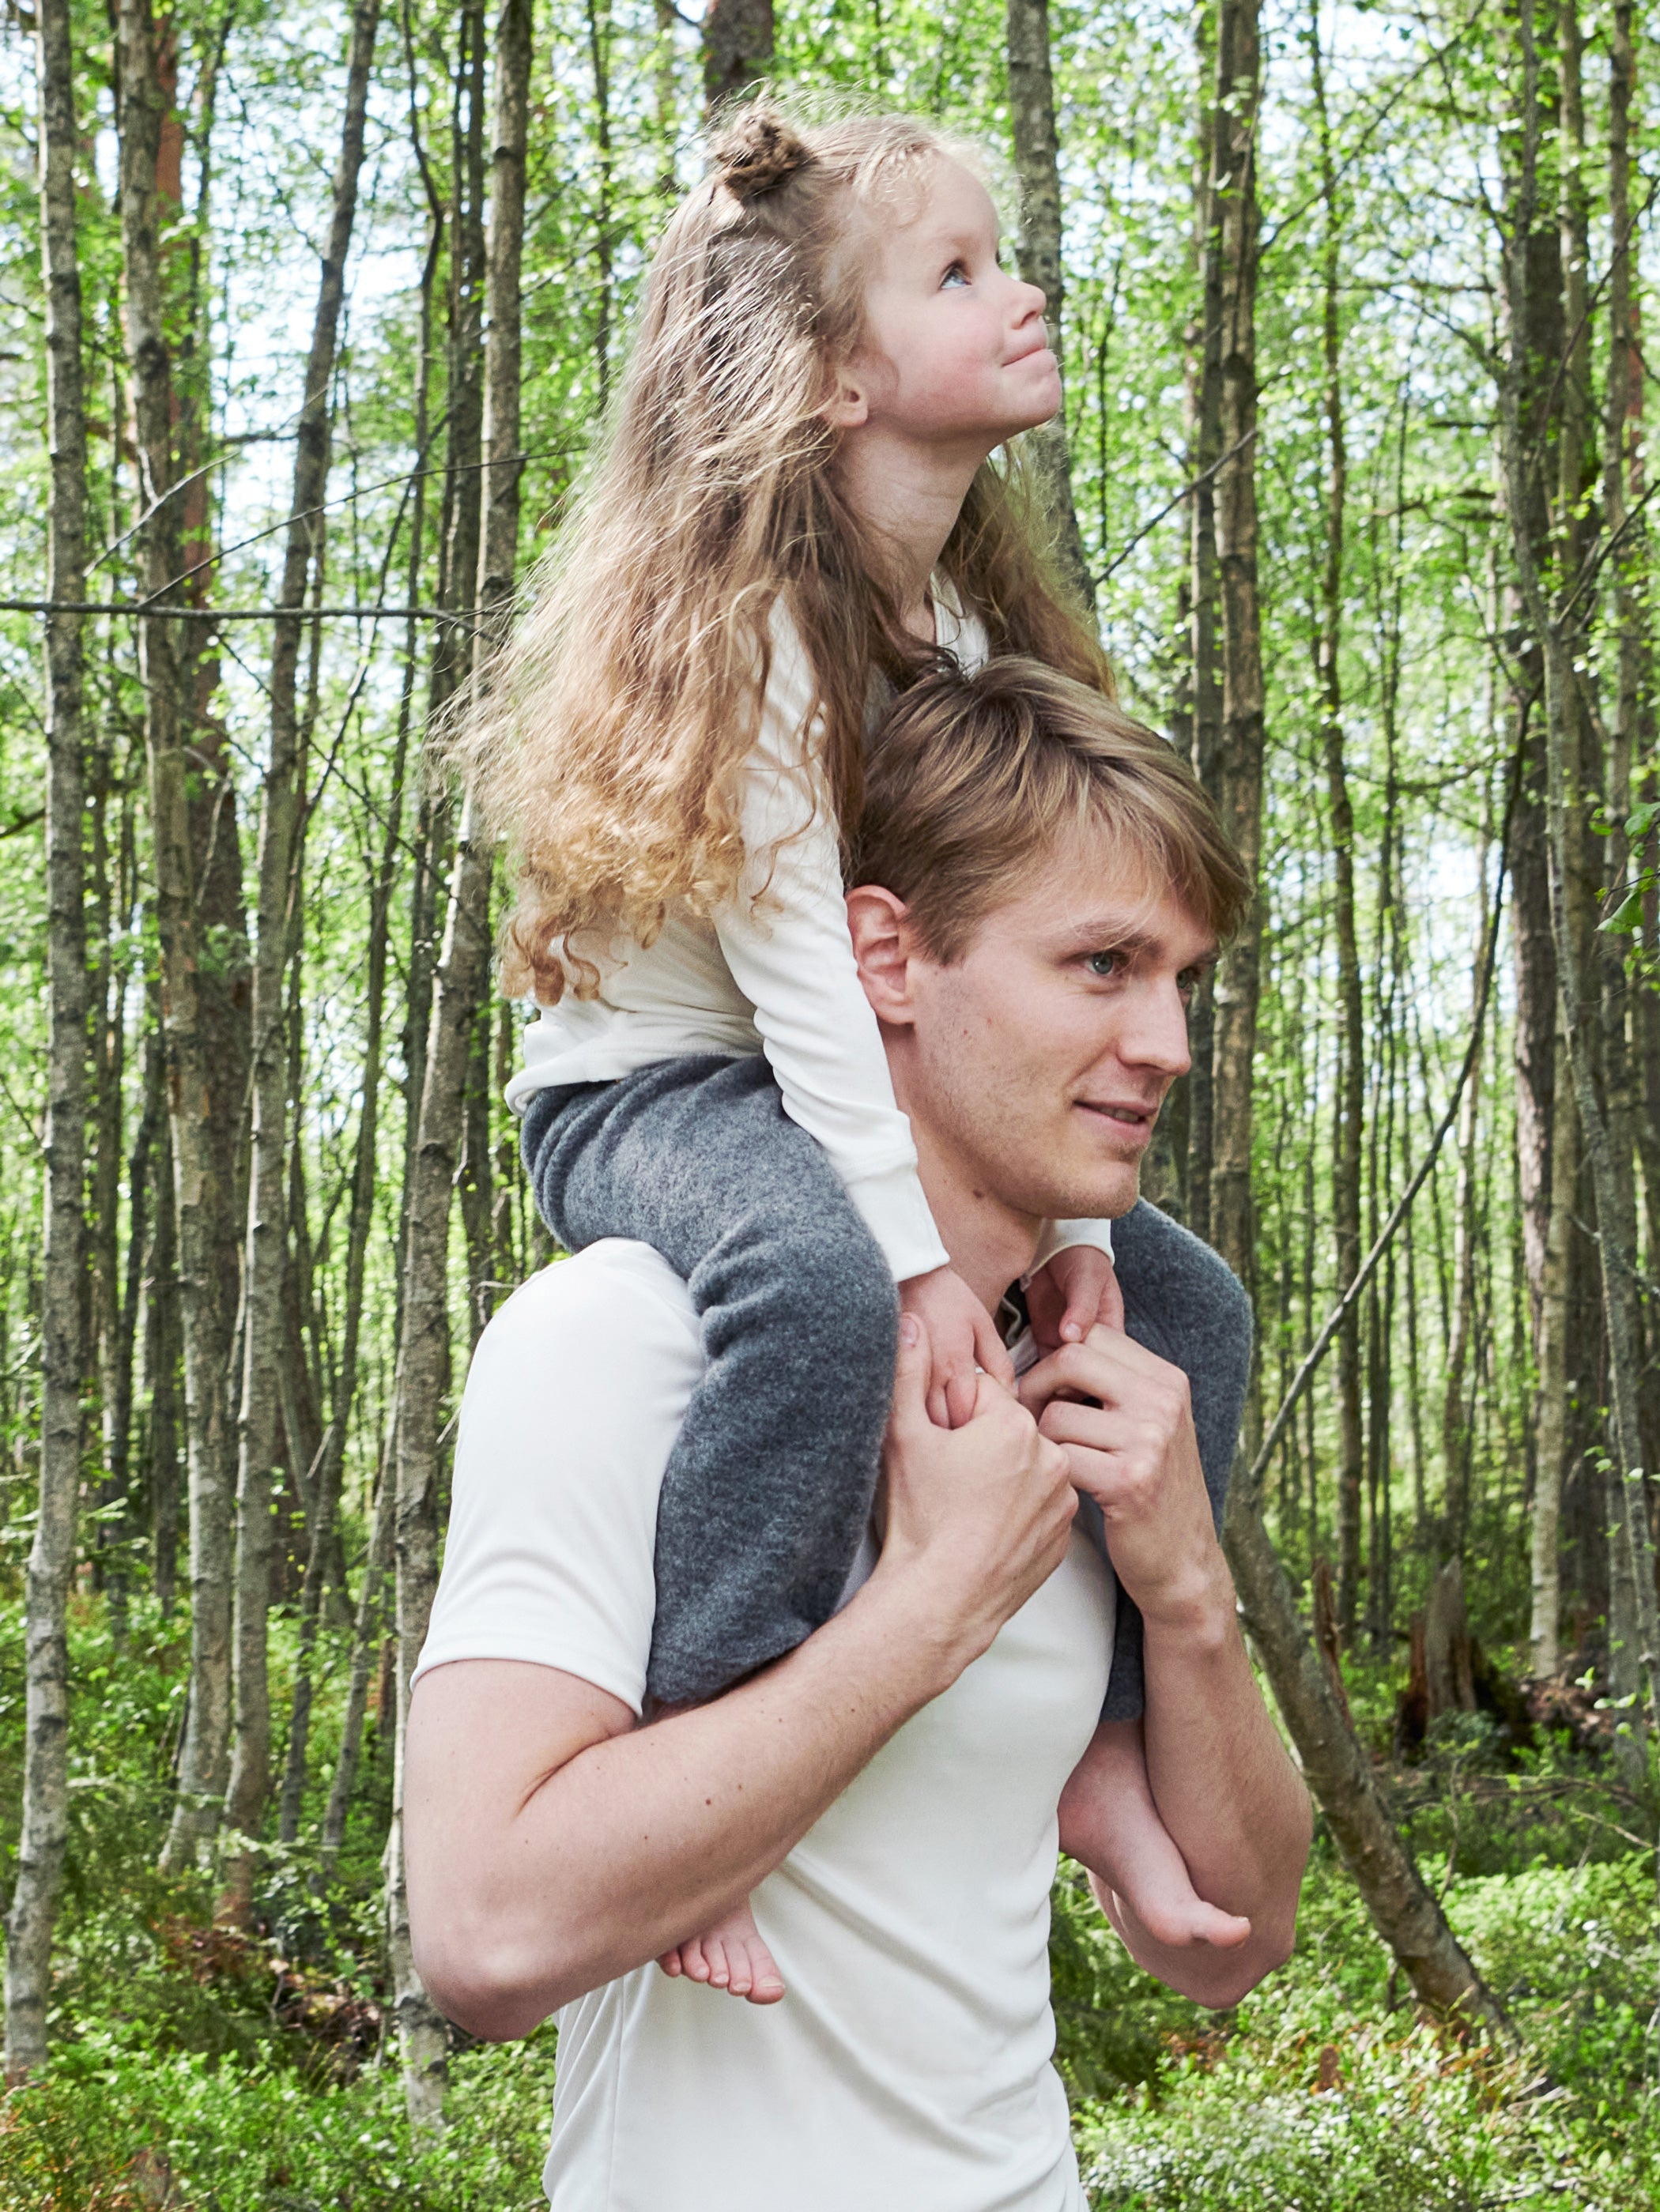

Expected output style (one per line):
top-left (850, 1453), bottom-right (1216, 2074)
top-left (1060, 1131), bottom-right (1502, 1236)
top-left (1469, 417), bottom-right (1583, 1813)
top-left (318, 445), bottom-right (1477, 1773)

top-left (820, 356), bottom-right (870, 431)
top-left (846, 884), bottom-right (919, 1023)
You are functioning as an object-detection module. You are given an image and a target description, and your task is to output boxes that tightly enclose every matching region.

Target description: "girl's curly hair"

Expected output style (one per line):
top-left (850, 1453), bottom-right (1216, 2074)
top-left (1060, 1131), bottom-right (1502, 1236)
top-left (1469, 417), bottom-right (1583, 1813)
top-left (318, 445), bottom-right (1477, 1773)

top-left (455, 96), bottom-right (1112, 1003)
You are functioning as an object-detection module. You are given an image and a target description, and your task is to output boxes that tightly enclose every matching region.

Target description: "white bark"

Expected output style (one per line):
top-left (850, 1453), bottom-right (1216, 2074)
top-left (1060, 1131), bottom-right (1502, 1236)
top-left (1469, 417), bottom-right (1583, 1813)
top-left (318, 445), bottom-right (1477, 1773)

top-left (5, 0), bottom-right (89, 2080)
top-left (1005, 0), bottom-right (1093, 612)
top-left (226, 0), bottom-right (383, 1863)
top-left (388, 0), bottom-right (532, 2129)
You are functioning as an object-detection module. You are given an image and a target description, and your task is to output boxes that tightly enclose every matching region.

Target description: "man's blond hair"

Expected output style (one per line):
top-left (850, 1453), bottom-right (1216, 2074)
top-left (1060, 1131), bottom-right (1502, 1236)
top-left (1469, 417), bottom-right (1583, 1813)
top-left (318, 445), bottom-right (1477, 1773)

top-left (851, 658), bottom-right (1252, 959)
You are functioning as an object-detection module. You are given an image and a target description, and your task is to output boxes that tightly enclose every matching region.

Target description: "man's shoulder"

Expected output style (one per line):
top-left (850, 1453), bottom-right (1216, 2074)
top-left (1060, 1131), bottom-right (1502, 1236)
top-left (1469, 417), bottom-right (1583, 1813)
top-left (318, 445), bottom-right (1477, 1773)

top-left (466, 1241), bottom-right (703, 1422)
top-left (488, 1239), bottom-right (699, 1343)
top-left (428, 1242), bottom-right (698, 1709)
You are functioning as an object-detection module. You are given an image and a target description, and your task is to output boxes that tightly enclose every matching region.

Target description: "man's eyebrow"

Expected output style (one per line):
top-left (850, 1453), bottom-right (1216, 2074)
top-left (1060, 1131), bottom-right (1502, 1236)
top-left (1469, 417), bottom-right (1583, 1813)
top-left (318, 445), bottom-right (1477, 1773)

top-left (1052, 921), bottom-right (1220, 966)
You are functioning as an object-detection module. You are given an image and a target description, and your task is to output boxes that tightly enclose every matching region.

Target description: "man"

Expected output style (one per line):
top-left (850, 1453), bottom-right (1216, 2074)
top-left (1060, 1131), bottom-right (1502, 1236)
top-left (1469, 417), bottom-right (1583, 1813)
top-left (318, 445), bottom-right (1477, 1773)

top-left (406, 658), bottom-right (1311, 2210)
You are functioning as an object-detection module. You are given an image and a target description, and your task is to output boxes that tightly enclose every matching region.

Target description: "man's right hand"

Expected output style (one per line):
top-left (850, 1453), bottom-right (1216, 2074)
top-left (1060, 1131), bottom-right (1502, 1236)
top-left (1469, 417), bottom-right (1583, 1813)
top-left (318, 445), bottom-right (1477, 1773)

top-left (874, 1313), bottom-right (1077, 1678)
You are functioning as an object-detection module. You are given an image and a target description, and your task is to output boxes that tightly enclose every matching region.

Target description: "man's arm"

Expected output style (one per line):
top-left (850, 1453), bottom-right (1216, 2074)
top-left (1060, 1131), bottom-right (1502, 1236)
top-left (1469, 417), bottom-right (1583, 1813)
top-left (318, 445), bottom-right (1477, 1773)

top-left (1027, 1330), bottom-right (1311, 2009)
top-left (407, 1328), bottom-right (1077, 2041)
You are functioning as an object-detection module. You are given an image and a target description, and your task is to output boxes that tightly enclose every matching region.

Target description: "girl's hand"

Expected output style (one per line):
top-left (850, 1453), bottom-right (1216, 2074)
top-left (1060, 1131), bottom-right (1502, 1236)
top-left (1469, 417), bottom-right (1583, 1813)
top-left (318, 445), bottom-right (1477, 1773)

top-left (897, 1265), bottom-right (1016, 1430)
top-left (1026, 1243), bottom-right (1123, 1353)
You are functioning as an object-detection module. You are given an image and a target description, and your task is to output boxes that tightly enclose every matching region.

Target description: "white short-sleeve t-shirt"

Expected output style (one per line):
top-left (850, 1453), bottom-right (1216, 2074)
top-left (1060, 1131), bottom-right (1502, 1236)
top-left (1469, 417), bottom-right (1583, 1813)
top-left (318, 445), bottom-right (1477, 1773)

top-left (416, 1242), bottom-right (1114, 2212)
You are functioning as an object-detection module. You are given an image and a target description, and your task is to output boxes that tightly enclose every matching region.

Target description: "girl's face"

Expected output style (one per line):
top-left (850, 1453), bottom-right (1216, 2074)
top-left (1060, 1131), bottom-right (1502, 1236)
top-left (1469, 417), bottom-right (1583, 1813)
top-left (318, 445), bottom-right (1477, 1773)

top-left (842, 159), bottom-right (1061, 458)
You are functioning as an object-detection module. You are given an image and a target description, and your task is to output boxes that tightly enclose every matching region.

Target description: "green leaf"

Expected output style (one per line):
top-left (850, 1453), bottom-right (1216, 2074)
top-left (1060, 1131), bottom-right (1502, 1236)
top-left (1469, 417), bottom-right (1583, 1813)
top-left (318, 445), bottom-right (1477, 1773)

top-left (1601, 887), bottom-right (1646, 935)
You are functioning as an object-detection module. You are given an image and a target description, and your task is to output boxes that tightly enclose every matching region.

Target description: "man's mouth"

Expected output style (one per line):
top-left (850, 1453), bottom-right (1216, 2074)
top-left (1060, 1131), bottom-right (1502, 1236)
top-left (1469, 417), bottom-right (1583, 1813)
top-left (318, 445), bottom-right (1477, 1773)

top-left (1076, 1098), bottom-right (1157, 1142)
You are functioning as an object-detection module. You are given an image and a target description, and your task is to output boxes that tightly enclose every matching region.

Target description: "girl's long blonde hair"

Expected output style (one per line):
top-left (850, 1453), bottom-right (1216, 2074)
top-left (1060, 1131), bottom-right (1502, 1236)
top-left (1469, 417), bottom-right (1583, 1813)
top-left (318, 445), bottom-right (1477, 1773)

top-left (462, 98), bottom-right (1112, 1004)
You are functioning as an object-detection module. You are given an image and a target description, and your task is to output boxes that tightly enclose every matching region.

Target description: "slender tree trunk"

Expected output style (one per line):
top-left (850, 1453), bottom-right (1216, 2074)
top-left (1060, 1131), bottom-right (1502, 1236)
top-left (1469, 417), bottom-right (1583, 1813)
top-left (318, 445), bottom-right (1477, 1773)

top-left (278, 63), bottom-right (413, 1830)
top-left (444, 2), bottom-right (494, 1348)
top-left (1499, 0), bottom-right (1660, 1754)
top-left (1205, 0), bottom-right (1264, 1290)
top-left (389, 0), bottom-right (530, 2127)
top-left (6, 0), bottom-right (89, 2078)
top-left (1603, 6), bottom-right (1660, 1630)
top-left (1005, 0), bottom-right (1093, 612)
top-left (119, 0), bottom-right (240, 1877)
top-left (1530, 1031), bottom-right (1573, 1677)
top-left (1185, 7), bottom-right (1223, 1242)
top-left (88, 752), bottom-right (131, 1626)
top-left (653, 0), bottom-right (680, 201)
top-left (1442, 831), bottom-right (1493, 1564)
top-left (702, 0), bottom-right (772, 107)
top-left (224, 0), bottom-right (383, 1871)
top-left (1308, 10), bottom-right (1364, 1639)
top-left (321, 1442), bottom-right (396, 1880)
top-left (1225, 1486), bottom-right (1508, 2031)
top-left (143, 1046), bottom-right (183, 1622)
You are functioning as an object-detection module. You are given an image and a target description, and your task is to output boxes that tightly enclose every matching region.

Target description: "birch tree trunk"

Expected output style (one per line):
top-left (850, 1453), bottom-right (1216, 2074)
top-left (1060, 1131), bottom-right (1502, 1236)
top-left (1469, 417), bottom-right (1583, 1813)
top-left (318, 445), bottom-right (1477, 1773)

top-left (1308, 10), bottom-right (1364, 1641)
top-left (1599, 0), bottom-right (1655, 1762)
top-left (118, 0), bottom-right (240, 1878)
top-left (702, 0), bottom-right (772, 107)
top-left (224, 0), bottom-right (382, 1869)
top-left (320, 1446), bottom-right (396, 1881)
top-left (1005, 0), bottom-right (1093, 612)
top-left (1184, 5), bottom-right (1224, 1242)
top-left (388, 0), bottom-right (532, 2130)
top-left (1441, 838), bottom-right (1493, 1565)
top-left (1530, 1023), bottom-right (1572, 1675)
top-left (1499, 0), bottom-right (1660, 1754)
top-left (5, 0), bottom-right (89, 2079)
top-left (1224, 1482), bottom-right (1508, 2030)
top-left (1205, 0), bottom-right (1265, 1291)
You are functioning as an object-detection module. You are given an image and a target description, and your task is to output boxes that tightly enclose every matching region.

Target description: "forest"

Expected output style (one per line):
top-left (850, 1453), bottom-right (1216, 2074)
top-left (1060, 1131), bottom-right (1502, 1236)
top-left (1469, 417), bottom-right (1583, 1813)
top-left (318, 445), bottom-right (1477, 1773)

top-left (1, 0), bottom-right (1658, 2200)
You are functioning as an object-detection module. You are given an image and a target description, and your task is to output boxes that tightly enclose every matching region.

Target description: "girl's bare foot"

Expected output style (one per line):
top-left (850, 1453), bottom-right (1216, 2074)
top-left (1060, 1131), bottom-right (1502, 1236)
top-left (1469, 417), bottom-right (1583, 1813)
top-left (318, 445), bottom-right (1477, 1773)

top-left (656, 1896), bottom-right (785, 2003)
top-left (1118, 1867), bottom-right (1251, 1953)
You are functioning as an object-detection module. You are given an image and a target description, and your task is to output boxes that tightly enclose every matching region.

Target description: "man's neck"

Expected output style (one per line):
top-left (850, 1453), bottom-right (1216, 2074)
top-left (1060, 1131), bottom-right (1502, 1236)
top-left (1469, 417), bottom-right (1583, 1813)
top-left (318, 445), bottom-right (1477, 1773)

top-left (908, 1120), bottom-right (1042, 1317)
top-left (835, 430), bottom-right (992, 631)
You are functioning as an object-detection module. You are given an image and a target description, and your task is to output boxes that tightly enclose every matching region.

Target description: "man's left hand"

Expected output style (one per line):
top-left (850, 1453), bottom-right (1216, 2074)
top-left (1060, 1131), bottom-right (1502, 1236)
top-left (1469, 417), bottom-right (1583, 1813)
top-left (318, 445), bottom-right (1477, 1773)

top-left (1017, 1327), bottom-right (1224, 1628)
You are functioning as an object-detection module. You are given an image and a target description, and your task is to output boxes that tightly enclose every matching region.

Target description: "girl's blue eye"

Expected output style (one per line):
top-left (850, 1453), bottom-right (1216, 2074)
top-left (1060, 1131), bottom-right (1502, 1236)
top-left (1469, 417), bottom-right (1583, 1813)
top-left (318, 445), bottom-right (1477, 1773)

top-left (1085, 951), bottom-right (1122, 979)
top-left (941, 262), bottom-right (969, 288)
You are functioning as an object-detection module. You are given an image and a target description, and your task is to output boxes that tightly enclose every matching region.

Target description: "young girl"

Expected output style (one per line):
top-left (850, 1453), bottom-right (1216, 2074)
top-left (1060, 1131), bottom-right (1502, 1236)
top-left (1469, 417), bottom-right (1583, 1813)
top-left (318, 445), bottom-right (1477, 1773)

top-left (466, 103), bottom-right (1248, 2003)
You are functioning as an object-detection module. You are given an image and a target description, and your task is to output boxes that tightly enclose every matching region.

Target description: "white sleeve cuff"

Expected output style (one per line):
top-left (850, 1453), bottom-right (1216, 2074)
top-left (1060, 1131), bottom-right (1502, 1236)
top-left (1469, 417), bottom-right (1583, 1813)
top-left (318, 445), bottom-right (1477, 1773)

top-left (845, 1160), bottom-right (952, 1284)
top-left (1022, 1216), bottom-right (1117, 1287)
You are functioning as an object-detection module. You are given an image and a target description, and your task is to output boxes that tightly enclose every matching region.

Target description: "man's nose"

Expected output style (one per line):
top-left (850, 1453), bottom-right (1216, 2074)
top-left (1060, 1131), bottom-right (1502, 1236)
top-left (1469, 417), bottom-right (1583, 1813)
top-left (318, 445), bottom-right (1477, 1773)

top-left (1120, 979), bottom-right (1194, 1079)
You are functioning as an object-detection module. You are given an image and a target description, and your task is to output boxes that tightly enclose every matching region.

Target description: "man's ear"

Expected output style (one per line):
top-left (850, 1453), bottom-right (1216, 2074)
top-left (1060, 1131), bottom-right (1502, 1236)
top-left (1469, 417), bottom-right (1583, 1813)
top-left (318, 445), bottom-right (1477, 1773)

top-left (845, 884), bottom-right (919, 1023)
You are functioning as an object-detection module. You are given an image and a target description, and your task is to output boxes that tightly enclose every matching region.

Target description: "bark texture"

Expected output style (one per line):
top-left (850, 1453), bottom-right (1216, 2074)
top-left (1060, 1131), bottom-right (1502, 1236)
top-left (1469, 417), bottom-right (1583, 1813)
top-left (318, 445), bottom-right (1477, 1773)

top-left (118, 0), bottom-right (240, 1877)
top-left (227, 0), bottom-right (383, 1859)
top-left (1184, 7), bottom-right (1224, 1240)
top-left (1226, 1482), bottom-right (1509, 2031)
top-left (702, 0), bottom-right (772, 107)
top-left (6, 0), bottom-right (89, 2079)
top-left (1204, 0), bottom-right (1266, 1290)
top-left (1309, 11), bottom-right (1364, 1639)
top-left (1005, 0), bottom-right (1094, 613)
top-left (388, 0), bottom-right (531, 2127)
top-left (1500, 0), bottom-right (1660, 1749)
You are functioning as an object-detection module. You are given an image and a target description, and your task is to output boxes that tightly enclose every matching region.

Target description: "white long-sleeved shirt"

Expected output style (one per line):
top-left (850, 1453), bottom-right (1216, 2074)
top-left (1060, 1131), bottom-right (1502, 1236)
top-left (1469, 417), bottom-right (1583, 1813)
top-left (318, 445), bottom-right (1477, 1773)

top-left (507, 593), bottom-right (1111, 1285)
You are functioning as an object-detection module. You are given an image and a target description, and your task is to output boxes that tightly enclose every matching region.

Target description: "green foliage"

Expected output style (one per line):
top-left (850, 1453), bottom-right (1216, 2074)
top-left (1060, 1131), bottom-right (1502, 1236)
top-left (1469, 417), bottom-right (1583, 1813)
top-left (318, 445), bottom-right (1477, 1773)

top-left (0, 2029), bottom-right (559, 2212)
top-left (1, 1605), bottom-right (1658, 2209)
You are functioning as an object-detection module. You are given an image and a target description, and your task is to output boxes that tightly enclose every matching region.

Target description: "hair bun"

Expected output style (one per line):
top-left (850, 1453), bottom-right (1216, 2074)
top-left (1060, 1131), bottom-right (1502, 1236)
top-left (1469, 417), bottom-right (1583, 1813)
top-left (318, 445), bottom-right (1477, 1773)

top-left (711, 108), bottom-right (813, 202)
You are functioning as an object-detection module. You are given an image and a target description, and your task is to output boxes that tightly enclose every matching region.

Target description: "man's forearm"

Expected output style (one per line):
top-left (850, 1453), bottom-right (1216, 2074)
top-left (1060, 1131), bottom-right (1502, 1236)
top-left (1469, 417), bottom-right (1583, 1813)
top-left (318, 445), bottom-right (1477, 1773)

top-left (409, 1570), bottom-right (965, 2040)
top-left (1139, 1557), bottom-right (1310, 1944)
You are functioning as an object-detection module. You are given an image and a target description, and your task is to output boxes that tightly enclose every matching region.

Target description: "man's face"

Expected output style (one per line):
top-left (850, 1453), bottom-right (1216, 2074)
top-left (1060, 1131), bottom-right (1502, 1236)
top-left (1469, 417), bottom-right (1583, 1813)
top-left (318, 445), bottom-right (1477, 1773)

top-left (888, 830), bottom-right (1217, 1227)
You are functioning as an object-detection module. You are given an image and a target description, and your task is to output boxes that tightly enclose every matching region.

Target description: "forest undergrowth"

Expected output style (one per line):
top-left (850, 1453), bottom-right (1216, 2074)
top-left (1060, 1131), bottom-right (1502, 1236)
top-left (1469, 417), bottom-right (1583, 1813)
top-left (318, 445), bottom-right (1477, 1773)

top-left (0, 1596), bottom-right (1653, 2212)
